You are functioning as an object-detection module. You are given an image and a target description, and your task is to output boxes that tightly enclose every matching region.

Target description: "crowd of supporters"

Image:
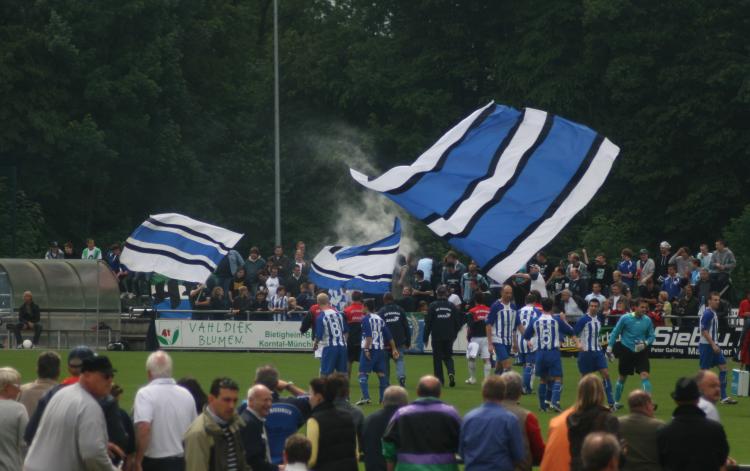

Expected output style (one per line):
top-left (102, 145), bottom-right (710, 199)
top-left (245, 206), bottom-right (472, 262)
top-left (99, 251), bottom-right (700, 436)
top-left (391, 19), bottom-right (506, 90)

top-left (0, 350), bottom-right (741, 471)
top-left (41, 237), bottom-right (740, 317)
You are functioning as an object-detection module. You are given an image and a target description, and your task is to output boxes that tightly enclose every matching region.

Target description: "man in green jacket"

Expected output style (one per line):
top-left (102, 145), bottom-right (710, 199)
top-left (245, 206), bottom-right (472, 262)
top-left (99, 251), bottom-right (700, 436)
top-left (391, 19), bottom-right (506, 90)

top-left (184, 377), bottom-right (250, 471)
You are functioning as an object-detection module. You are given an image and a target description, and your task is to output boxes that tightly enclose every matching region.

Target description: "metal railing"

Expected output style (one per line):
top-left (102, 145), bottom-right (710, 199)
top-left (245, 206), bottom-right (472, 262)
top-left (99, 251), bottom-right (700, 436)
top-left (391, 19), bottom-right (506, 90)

top-left (127, 307), bottom-right (309, 322)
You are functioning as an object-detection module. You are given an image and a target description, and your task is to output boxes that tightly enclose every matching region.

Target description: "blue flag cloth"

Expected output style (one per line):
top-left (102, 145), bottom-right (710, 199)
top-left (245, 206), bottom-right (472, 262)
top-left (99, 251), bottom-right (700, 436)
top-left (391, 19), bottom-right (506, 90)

top-left (350, 102), bottom-right (620, 284)
top-left (308, 219), bottom-right (401, 293)
top-left (120, 213), bottom-right (244, 283)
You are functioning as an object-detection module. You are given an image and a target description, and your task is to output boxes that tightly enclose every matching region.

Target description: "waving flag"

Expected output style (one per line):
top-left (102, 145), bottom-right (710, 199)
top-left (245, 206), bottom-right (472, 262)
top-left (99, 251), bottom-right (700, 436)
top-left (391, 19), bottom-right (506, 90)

top-left (350, 102), bottom-right (620, 284)
top-left (308, 218), bottom-right (401, 293)
top-left (121, 213), bottom-right (243, 283)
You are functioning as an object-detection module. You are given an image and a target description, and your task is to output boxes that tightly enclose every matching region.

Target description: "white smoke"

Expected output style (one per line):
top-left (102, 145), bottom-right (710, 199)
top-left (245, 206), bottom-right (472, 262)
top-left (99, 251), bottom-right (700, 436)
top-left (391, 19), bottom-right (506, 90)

top-left (305, 123), bottom-right (420, 258)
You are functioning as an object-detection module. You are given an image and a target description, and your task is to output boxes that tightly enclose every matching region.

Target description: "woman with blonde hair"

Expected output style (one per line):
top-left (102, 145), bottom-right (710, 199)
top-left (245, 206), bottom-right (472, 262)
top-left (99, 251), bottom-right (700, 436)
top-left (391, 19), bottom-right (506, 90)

top-left (567, 374), bottom-right (619, 471)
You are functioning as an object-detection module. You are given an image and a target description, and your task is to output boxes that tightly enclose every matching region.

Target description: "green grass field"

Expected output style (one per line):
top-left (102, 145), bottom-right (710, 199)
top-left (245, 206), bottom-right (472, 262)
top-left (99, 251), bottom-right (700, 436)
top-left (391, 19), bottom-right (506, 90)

top-left (3, 351), bottom-right (749, 462)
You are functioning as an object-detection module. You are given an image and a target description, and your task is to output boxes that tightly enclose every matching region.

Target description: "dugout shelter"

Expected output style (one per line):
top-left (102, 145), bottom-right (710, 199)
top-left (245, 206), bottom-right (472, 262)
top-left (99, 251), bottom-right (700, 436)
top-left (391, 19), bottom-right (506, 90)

top-left (0, 259), bottom-right (121, 349)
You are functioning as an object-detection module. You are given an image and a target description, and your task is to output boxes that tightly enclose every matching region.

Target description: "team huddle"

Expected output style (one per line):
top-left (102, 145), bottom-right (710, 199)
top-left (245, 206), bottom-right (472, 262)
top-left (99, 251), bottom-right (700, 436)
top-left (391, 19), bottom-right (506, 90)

top-left (307, 286), bottom-right (738, 410)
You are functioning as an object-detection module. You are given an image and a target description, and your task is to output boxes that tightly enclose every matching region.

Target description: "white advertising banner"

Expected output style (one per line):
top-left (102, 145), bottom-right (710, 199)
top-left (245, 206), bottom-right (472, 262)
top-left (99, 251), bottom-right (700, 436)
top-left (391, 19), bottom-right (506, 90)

top-left (154, 320), bottom-right (314, 351)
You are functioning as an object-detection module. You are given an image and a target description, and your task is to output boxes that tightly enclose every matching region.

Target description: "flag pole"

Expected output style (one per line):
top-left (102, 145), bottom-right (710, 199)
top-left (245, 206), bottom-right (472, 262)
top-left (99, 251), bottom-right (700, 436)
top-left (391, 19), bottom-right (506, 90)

top-left (273, 0), bottom-right (282, 246)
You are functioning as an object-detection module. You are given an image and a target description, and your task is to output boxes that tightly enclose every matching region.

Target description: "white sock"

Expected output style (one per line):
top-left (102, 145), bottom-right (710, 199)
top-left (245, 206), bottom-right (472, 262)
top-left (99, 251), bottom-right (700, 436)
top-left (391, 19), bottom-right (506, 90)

top-left (468, 359), bottom-right (476, 379)
top-left (483, 362), bottom-right (492, 379)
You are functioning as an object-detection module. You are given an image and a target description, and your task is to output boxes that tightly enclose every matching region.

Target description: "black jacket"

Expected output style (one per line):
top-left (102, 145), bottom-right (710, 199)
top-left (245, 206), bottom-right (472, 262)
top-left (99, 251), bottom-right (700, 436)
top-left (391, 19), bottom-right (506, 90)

top-left (567, 406), bottom-right (619, 471)
top-left (378, 303), bottom-right (411, 347)
top-left (362, 405), bottom-right (400, 471)
top-left (657, 404), bottom-right (729, 471)
top-left (424, 299), bottom-right (461, 342)
top-left (310, 402), bottom-right (358, 471)
top-left (18, 302), bottom-right (41, 324)
top-left (239, 409), bottom-right (278, 471)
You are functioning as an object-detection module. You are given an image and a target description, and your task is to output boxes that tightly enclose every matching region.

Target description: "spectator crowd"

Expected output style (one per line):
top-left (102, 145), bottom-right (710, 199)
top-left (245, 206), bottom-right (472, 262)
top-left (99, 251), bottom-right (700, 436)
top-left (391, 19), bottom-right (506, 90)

top-left (0, 349), bottom-right (741, 471)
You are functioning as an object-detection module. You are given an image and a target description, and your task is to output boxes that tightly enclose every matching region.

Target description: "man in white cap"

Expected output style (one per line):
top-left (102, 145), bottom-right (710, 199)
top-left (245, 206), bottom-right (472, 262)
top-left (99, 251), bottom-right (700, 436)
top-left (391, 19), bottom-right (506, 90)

top-left (655, 242), bottom-right (672, 286)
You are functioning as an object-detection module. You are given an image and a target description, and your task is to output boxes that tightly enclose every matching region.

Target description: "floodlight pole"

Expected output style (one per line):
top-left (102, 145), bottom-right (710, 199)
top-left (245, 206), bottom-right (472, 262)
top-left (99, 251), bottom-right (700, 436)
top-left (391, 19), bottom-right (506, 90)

top-left (273, 0), bottom-right (282, 246)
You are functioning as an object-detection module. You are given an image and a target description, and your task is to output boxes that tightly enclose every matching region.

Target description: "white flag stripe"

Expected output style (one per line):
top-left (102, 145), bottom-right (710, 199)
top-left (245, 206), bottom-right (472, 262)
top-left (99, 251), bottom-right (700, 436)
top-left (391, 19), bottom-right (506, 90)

top-left (313, 247), bottom-right (396, 280)
top-left (350, 102), bottom-right (495, 192)
top-left (126, 252), bottom-right (211, 285)
top-left (120, 213), bottom-right (243, 283)
top-left (486, 138), bottom-right (620, 283)
top-left (151, 213), bottom-right (243, 248)
top-left (428, 108), bottom-right (548, 236)
top-left (124, 238), bottom-right (217, 267)
top-left (141, 220), bottom-right (230, 255)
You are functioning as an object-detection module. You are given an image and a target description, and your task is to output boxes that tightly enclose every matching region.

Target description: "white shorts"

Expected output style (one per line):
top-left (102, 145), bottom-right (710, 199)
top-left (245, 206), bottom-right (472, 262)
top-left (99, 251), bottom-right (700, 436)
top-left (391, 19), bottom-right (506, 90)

top-left (467, 337), bottom-right (490, 360)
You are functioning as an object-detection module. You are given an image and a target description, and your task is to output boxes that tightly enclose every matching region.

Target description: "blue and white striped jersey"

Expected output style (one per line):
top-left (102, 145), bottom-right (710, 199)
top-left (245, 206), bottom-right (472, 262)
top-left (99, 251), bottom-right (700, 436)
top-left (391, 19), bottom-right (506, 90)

top-left (315, 308), bottom-right (348, 347)
top-left (361, 313), bottom-right (392, 350)
top-left (517, 305), bottom-right (540, 353)
top-left (575, 314), bottom-right (603, 352)
top-left (699, 307), bottom-right (719, 345)
top-left (523, 313), bottom-right (575, 351)
top-left (487, 301), bottom-right (519, 345)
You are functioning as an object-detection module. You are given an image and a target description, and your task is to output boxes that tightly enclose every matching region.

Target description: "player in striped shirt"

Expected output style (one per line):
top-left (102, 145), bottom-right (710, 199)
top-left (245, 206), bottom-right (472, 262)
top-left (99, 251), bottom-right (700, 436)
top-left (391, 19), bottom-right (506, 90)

top-left (700, 292), bottom-right (738, 404)
top-left (574, 298), bottom-right (615, 408)
top-left (356, 300), bottom-right (399, 405)
top-left (313, 293), bottom-right (349, 375)
top-left (523, 297), bottom-right (576, 412)
top-left (465, 292), bottom-right (491, 384)
top-left (517, 293), bottom-right (541, 394)
top-left (486, 285), bottom-right (520, 374)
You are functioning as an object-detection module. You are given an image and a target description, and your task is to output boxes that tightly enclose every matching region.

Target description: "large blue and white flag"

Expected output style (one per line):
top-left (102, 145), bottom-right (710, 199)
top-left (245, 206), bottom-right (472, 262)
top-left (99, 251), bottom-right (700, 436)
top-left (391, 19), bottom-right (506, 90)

top-left (121, 213), bottom-right (244, 283)
top-left (308, 218), bottom-right (401, 293)
top-left (350, 102), bottom-right (620, 284)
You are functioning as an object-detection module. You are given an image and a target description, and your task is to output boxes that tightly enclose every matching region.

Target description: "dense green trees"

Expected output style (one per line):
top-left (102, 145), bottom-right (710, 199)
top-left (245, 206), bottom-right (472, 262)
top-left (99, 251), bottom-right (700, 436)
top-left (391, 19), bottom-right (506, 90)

top-left (1, 0), bottom-right (748, 287)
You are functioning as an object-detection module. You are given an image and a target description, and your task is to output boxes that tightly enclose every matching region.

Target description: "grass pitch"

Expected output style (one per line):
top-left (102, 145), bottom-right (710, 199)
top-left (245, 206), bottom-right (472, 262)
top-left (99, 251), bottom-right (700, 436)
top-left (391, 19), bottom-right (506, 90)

top-left (3, 350), bottom-right (749, 463)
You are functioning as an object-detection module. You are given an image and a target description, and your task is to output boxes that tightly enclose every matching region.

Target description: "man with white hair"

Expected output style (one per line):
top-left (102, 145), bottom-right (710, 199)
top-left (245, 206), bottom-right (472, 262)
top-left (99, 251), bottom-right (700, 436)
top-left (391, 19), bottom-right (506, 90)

top-left (240, 384), bottom-right (278, 471)
top-left (134, 351), bottom-right (197, 471)
top-left (696, 370), bottom-right (721, 422)
top-left (0, 367), bottom-right (28, 471)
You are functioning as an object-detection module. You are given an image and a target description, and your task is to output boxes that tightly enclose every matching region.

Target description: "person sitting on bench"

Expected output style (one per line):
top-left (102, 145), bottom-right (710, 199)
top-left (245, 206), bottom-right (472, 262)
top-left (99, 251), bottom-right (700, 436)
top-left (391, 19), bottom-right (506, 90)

top-left (11, 291), bottom-right (42, 347)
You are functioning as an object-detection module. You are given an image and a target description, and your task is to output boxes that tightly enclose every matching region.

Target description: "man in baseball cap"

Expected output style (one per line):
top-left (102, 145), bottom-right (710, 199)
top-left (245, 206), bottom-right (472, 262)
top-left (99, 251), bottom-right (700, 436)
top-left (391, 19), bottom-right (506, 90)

top-left (63, 346), bottom-right (97, 385)
top-left (25, 345), bottom-right (96, 444)
top-left (24, 355), bottom-right (119, 471)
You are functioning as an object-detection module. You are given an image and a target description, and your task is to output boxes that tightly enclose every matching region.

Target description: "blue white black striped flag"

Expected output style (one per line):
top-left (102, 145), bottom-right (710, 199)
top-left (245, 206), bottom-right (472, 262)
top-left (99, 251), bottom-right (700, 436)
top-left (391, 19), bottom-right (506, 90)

top-left (350, 102), bottom-right (620, 284)
top-left (120, 213), bottom-right (244, 283)
top-left (308, 218), bottom-right (401, 293)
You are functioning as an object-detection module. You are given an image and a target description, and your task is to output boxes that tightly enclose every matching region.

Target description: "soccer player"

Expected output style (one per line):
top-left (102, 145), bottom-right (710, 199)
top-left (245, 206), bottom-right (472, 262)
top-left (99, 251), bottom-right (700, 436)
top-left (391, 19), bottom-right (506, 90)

top-left (465, 292), bottom-right (491, 384)
top-left (356, 300), bottom-right (399, 405)
top-left (607, 298), bottom-right (655, 409)
top-left (523, 297), bottom-right (576, 412)
top-left (313, 293), bottom-right (348, 375)
top-left (344, 291), bottom-right (366, 378)
top-left (700, 292), bottom-right (738, 404)
top-left (487, 285), bottom-right (520, 374)
top-left (517, 293), bottom-right (541, 394)
top-left (575, 299), bottom-right (615, 409)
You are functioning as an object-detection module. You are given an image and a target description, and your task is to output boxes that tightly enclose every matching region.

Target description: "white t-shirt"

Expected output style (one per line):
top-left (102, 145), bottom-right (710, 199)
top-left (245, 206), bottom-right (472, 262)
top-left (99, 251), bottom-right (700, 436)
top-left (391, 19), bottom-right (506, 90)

top-left (448, 293), bottom-right (462, 307)
top-left (530, 273), bottom-right (548, 299)
top-left (266, 276), bottom-right (280, 298)
top-left (417, 258), bottom-right (433, 283)
top-left (698, 396), bottom-right (720, 422)
top-left (133, 378), bottom-right (197, 458)
top-left (563, 297), bottom-right (584, 316)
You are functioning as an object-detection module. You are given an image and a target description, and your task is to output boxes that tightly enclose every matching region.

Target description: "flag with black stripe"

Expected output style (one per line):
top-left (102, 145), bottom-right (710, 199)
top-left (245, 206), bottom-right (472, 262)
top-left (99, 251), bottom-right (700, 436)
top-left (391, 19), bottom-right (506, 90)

top-left (308, 218), bottom-right (401, 293)
top-left (350, 102), bottom-right (620, 284)
top-left (120, 213), bottom-right (244, 283)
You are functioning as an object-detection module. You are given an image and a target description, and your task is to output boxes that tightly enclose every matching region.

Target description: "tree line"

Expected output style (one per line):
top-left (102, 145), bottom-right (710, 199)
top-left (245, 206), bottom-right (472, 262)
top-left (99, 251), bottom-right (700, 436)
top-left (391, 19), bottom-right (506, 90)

top-left (1, 0), bottom-right (748, 288)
